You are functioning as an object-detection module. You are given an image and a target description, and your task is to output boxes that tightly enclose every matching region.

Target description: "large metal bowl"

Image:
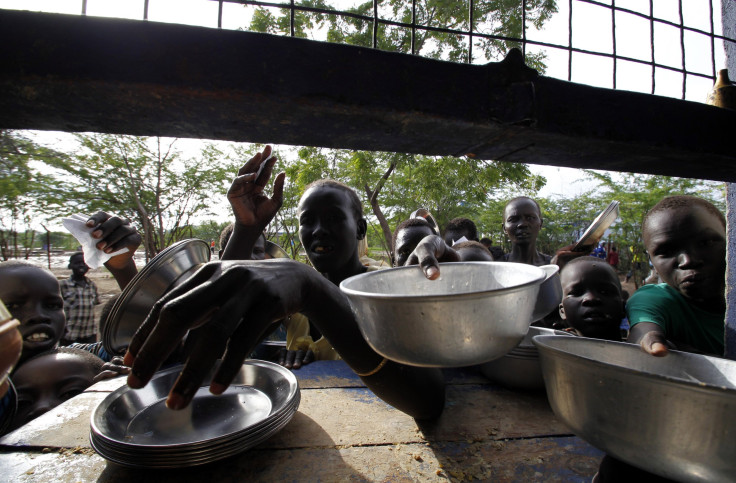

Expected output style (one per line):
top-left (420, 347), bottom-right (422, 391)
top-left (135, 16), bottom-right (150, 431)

top-left (531, 264), bottom-right (561, 321)
top-left (103, 239), bottom-right (210, 355)
top-left (339, 262), bottom-right (546, 367)
top-left (534, 335), bottom-right (736, 482)
top-left (479, 327), bottom-right (573, 390)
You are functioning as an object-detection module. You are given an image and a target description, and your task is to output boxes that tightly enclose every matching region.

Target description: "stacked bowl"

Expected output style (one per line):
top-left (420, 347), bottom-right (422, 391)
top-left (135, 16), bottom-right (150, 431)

top-left (90, 360), bottom-right (299, 468)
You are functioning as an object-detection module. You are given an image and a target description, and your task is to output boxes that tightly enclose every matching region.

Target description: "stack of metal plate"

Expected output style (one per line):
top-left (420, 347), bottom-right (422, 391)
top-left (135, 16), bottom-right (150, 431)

top-left (90, 360), bottom-right (299, 468)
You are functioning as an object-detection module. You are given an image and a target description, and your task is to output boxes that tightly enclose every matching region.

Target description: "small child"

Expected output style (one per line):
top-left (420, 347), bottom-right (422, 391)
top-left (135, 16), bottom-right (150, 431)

top-left (627, 195), bottom-right (726, 356)
top-left (60, 252), bottom-right (100, 345)
top-left (8, 346), bottom-right (105, 432)
top-left (558, 256), bottom-right (625, 341)
top-left (452, 240), bottom-right (494, 262)
top-left (442, 217), bottom-right (479, 246)
top-left (392, 217), bottom-right (437, 267)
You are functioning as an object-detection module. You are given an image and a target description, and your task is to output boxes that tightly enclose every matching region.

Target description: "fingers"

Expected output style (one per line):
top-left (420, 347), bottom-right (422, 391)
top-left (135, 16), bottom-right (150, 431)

top-left (237, 145), bottom-right (273, 177)
top-left (271, 172), bottom-right (286, 208)
top-left (302, 349), bottom-right (314, 365)
top-left (292, 350), bottom-right (306, 369)
top-left (639, 331), bottom-right (670, 357)
top-left (211, 309), bottom-right (279, 394)
top-left (87, 214), bottom-right (141, 253)
top-left (124, 262), bottom-right (221, 373)
top-left (278, 348), bottom-right (287, 366)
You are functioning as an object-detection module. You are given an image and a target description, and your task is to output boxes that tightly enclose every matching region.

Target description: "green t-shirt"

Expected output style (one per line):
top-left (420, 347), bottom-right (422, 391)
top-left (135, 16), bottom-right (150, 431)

top-left (627, 283), bottom-right (724, 356)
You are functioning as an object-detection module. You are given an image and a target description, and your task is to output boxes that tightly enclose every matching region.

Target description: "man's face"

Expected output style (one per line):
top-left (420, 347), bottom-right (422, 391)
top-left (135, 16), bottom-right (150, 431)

top-left (69, 255), bottom-right (89, 277)
top-left (394, 225), bottom-right (434, 267)
top-left (0, 266), bottom-right (65, 362)
top-left (298, 186), bottom-right (364, 274)
top-left (11, 352), bottom-right (97, 429)
top-left (644, 205), bottom-right (726, 309)
top-left (503, 199), bottom-right (542, 245)
top-left (560, 261), bottom-right (624, 339)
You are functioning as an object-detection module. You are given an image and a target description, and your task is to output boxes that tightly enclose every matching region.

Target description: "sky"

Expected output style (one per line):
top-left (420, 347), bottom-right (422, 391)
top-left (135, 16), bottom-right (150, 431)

top-left (1, 0), bottom-right (730, 220)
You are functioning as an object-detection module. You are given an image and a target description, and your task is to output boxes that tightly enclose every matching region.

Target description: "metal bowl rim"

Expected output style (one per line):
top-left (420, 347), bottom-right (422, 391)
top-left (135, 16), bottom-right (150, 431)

top-left (340, 261), bottom-right (546, 300)
top-left (533, 335), bottom-right (736, 395)
top-left (90, 359), bottom-right (298, 447)
top-left (103, 239), bottom-right (210, 354)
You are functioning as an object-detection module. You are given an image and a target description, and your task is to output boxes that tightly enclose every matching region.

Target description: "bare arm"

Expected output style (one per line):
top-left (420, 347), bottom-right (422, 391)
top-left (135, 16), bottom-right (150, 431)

top-left (123, 260), bottom-right (445, 419)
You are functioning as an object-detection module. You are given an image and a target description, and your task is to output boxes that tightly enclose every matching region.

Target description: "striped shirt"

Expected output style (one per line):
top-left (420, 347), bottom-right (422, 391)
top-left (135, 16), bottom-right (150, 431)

top-left (60, 276), bottom-right (100, 341)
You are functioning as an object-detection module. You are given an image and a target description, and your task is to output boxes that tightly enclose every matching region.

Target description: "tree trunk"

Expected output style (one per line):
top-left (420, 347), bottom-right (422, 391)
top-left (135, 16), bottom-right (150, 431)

top-left (364, 161), bottom-right (397, 263)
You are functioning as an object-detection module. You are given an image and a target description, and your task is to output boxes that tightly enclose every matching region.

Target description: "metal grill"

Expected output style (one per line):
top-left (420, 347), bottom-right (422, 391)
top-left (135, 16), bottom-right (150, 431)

top-left (8, 0), bottom-right (736, 100)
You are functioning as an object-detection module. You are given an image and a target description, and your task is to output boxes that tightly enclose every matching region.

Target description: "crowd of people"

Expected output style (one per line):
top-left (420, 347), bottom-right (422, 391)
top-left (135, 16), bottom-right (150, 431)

top-left (0, 146), bottom-right (728, 480)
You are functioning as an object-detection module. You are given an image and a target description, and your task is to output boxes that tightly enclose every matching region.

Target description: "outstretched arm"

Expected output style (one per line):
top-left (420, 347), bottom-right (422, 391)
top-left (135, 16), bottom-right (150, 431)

top-left (86, 212), bottom-right (142, 290)
top-left (223, 145), bottom-right (285, 260)
top-left (404, 235), bottom-right (460, 280)
top-left (123, 260), bottom-right (445, 419)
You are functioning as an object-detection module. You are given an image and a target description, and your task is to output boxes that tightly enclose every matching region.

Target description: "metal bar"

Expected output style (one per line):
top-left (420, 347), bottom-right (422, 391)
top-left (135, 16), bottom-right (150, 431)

top-left (2, 10), bottom-right (734, 182)
top-left (612, 0), bottom-right (616, 89)
top-left (568, 0), bottom-right (573, 81)
top-left (218, 0), bottom-right (223, 29)
top-left (650, 0), bottom-right (655, 94)
top-left (678, 0), bottom-right (686, 99)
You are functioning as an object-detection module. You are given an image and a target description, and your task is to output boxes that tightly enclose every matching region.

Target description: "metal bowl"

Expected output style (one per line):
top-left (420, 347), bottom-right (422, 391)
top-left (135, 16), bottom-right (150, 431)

top-left (339, 262), bottom-right (546, 367)
top-left (531, 264), bottom-right (561, 321)
top-left (533, 335), bottom-right (736, 482)
top-left (103, 239), bottom-right (210, 355)
top-left (479, 327), bottom-right (572, 390)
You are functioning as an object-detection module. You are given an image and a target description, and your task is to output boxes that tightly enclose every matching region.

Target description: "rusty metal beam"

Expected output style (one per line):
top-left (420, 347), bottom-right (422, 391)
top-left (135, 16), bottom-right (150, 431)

top-left (1, 9), bottom-right (735, 181)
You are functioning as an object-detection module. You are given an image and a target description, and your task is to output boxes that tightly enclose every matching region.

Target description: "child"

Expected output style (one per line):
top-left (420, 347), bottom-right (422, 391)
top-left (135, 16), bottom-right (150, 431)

top-left (8, 346), bottom-right (106, 432)
top-left (124, 146), bottom-right (446, 420)
top-left (558, 256), bottom-right (625, 341)
top-left (60, 252), bottom-right (100, 345)
top-left (0, 212), bottom-right (140, 365)
top-left (501, 196), bottom-right (552, 266)
top-left (392, 217), bottom-right (437, 267)
top-left (442, 217), bottom-right (478, 246)
top-left (453, 240), bottom-right (494, 262)
top-left (627, 195), bottom-right (726, 356)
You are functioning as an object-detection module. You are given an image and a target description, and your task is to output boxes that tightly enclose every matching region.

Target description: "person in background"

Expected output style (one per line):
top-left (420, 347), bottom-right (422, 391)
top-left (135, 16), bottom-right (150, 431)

top-left (60, 252), bottom-right (100, 345)
top-left (501, 197), bottom-right (551, 266)
top-left (442, 217), bottom-right (478, 246)
top-left (452, 240), bottom-right (494, 262)
top-left (591, 243), bottom-right (607, 260)
top-left (606, 245), bottom-right (619, 271)
top-left (392, 217), bottom-right (437, 267)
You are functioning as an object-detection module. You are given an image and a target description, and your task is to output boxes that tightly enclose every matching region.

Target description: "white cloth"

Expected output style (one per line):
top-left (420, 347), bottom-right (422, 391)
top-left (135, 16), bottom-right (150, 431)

top-left (62, 214), bottom-right (128, 269)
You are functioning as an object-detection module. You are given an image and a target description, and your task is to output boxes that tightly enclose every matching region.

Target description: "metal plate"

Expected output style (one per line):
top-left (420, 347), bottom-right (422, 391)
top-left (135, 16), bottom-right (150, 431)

top-left (102, 239), bottom-right (210, 355)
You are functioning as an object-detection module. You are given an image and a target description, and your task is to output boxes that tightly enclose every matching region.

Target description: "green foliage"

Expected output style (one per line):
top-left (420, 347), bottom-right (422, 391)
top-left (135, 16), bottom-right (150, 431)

top-left (0, 131), bottom-right (63, 259)
top-left (245, 0), bottom-right (557, 70)
top-left (39, 134), bottom-right (239, 258)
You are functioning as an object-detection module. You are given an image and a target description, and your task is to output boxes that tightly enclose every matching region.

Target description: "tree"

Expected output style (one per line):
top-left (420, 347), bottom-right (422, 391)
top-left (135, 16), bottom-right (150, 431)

top-left (248, 0), bottom-right (557, 71)
top-left (0, 131), bottom-right (61, 260)
top-left (40, 134), bottom-right (239, 259)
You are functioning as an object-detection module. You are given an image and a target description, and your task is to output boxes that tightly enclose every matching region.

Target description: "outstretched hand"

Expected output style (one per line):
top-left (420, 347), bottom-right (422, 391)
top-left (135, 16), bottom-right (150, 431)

top-left (228, 145), bottom-right (285, 230)
top-left (86, 211), bottom-right (141, 289)
top-left (404, 235), bottom-right (460, 280)
top-left (123, 259), bottom-right (318, 410)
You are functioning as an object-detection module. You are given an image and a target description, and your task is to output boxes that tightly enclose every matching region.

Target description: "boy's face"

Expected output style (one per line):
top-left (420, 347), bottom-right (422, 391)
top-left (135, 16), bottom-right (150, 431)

top-left (503, 199), bottom-right (542, 245)
top-left (68, 255), bottom-right (89, 277)
top-left (644, 205), bottom-right (726, 308)
top-left (298, 186), bottom-right (365, 274)
top-left (560, 261), bottom-right (624, 339)
top-left (0, 266), bottom-right (65, 361)
top-left (252, 235), bottom-right (266, 260)
top-left (394, 225), bottom-right (434, 266)
top-left (11, 352), bottom-right (97, 429)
